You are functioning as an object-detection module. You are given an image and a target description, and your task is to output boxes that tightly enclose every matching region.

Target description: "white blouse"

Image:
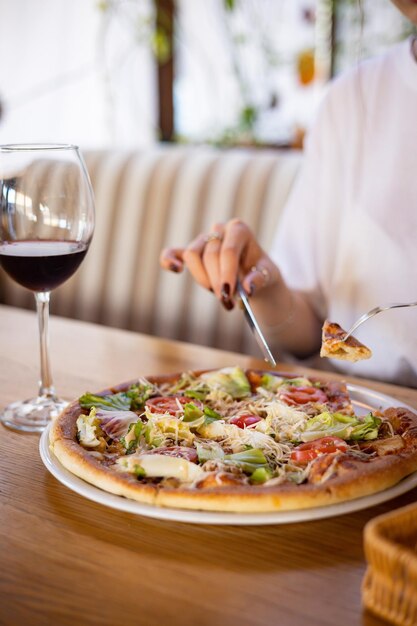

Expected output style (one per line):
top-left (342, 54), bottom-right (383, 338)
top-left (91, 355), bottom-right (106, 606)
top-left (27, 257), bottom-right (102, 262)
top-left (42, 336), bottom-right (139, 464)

top-left (271, 38), bottom-right (417, 387)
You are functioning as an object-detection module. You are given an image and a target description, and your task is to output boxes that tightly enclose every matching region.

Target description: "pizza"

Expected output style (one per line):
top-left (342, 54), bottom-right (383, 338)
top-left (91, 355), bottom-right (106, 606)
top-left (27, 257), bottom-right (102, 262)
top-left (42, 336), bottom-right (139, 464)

top-left (320, 320), bottom-right (372, 362)
top-left (49, 366), bottom-right (417, 513)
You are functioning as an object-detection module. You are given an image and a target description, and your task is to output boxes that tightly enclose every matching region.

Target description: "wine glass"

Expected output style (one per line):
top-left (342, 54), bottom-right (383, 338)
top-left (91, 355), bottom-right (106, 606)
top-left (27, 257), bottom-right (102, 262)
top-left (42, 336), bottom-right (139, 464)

top-left (0, 144), bottom-right (95, 432)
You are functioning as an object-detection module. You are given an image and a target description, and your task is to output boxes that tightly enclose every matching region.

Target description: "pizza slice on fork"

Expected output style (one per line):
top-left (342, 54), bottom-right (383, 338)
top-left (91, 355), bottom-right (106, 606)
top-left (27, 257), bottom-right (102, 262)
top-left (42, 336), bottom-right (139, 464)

top-left (320, 320), bottom-right (372, 363)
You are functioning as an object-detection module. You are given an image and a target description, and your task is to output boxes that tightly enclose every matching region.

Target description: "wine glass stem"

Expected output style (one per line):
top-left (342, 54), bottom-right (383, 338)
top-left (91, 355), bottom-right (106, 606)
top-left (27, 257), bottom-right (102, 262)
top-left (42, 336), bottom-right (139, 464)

top-left (35, 291), bottom-right (56, 399)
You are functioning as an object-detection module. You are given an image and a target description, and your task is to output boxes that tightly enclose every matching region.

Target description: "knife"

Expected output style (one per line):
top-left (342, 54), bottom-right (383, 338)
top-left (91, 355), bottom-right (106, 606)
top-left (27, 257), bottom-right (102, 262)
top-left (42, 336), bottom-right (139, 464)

top-left (236, 281), bottom-right (276, 367)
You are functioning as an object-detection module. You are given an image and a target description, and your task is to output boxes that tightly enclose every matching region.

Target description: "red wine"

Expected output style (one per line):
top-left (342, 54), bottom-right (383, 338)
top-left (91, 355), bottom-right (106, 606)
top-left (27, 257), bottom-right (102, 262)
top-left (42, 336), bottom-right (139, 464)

top-left (0, 241), bottom-right (88, 292)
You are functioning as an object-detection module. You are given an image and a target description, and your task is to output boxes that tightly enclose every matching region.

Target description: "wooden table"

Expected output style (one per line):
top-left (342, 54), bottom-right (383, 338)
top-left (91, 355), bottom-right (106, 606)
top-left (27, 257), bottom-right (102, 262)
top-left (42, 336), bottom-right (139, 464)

top-left (1, 305), bottom-right (416, 626)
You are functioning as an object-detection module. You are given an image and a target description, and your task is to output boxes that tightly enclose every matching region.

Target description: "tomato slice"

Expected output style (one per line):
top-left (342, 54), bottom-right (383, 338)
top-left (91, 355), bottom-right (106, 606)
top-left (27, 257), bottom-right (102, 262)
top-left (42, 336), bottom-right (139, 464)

top-left (229, 414), bottom-right (262, 429)
top-left (145, 396), bottom-right (199, 415)
top-left (291, 436), bottom-right (348, 465)
top-left (147, 446), bottom-right (198, 463)
top-left (280, 385), bottom-right (328, 406)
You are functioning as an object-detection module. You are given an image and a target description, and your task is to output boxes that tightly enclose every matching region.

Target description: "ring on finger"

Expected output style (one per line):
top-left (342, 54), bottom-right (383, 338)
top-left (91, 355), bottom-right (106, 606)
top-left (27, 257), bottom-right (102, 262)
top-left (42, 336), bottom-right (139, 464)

top-left (251, 264), bottom-right (270, 286)
top-left (204, 232), bottom-right (223, 244)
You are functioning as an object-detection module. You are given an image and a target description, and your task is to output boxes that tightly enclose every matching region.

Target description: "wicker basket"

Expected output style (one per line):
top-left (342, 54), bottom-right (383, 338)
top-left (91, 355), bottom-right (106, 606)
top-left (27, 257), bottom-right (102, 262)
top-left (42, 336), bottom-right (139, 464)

top-left (362, 501), bottom-right (417, 626)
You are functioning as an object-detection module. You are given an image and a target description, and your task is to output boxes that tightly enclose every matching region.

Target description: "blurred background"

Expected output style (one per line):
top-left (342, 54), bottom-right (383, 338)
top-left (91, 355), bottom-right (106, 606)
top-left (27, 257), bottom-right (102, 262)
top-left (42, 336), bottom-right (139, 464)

top-left (0, 0), bottom-right (416, 355)
top-left (0, 0), bottom-right (414, 151)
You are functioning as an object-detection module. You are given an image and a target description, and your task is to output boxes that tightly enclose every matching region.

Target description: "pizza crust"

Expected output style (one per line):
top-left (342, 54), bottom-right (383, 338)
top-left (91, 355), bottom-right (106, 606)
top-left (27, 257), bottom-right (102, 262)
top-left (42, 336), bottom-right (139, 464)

top-left (320, 320), bottom-right (372, 362)
top-left (154, 452), bottom-right (417, 512)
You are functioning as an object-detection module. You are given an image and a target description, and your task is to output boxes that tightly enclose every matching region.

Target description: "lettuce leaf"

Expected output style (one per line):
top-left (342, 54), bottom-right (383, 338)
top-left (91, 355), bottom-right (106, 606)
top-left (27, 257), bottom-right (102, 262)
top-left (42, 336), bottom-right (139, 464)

top-left (349, 413), bottom-right (382, 440)
top-left (260, 373), bottom-right (283, 392)
top-left (79, 392), bottom-right (131, 411)
top-left (201, 366), bottom-right (251, 399)
top-left (224, 448), bottom-right (268, 473)
top-left (299, 411), bottom-right (381, 442)
top-left (79, 381), bottom-right (154, 412)
top-left (126, 382), bottom-right (154, 410)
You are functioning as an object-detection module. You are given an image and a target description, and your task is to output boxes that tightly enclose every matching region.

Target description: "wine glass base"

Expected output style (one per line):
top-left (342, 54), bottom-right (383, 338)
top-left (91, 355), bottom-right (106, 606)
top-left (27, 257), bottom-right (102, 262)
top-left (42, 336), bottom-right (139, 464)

top-left (0, 396), bottom-right (68, 433)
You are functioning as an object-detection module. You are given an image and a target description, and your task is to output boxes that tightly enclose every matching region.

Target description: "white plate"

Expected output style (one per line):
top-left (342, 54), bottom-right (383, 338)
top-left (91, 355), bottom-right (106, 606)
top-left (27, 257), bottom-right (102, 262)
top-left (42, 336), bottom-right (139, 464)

top-left (39, 383), bottom-right (417, 525)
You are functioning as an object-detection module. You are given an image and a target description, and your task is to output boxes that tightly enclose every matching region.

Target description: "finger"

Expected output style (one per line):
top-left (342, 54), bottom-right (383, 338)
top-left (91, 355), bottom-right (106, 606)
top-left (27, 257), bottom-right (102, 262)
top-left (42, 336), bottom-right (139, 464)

top-left (241, 263), bottom-right (271, 295)
top-left (160, 247), bottom-right (185, 273)
top-left (219, 219), bottom-right (253, 296)
top-left (202, 223), bottom-right (225, 298)
top-left (182, 232), bottom-right (212, 290)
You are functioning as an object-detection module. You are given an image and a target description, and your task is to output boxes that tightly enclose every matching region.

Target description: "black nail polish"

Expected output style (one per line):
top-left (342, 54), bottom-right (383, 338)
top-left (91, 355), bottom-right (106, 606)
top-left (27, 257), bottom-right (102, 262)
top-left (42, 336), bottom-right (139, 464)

top-left (169, 263), bottom-right (179, 273)
top-left (248, 282), bottom-right (255, 297)
top-left (222, 298), bottom-right (234, 311)
top-left (221, 283), bottom-right (230, 299)
top-left (209, 287), bottom-right (214, 293)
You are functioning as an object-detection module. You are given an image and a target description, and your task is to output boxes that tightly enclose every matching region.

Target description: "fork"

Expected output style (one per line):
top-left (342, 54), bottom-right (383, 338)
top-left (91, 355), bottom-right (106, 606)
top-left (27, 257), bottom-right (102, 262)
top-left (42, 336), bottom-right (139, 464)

top-left (342, 301), bottom-right (417, 342)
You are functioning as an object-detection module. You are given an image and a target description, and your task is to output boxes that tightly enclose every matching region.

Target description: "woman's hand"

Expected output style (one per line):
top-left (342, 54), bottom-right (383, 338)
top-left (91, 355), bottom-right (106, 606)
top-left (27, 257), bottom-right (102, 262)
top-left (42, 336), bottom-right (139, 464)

top-left (160, 219), bottom-right (283, 309)
top-left (160, 217), bottom-right (322, 357)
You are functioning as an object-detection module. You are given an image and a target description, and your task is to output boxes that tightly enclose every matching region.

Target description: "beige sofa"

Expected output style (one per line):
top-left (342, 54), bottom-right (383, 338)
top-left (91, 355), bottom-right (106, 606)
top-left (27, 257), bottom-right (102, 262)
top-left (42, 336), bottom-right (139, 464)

top-left (0, 144), bottom-right (301, 355)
